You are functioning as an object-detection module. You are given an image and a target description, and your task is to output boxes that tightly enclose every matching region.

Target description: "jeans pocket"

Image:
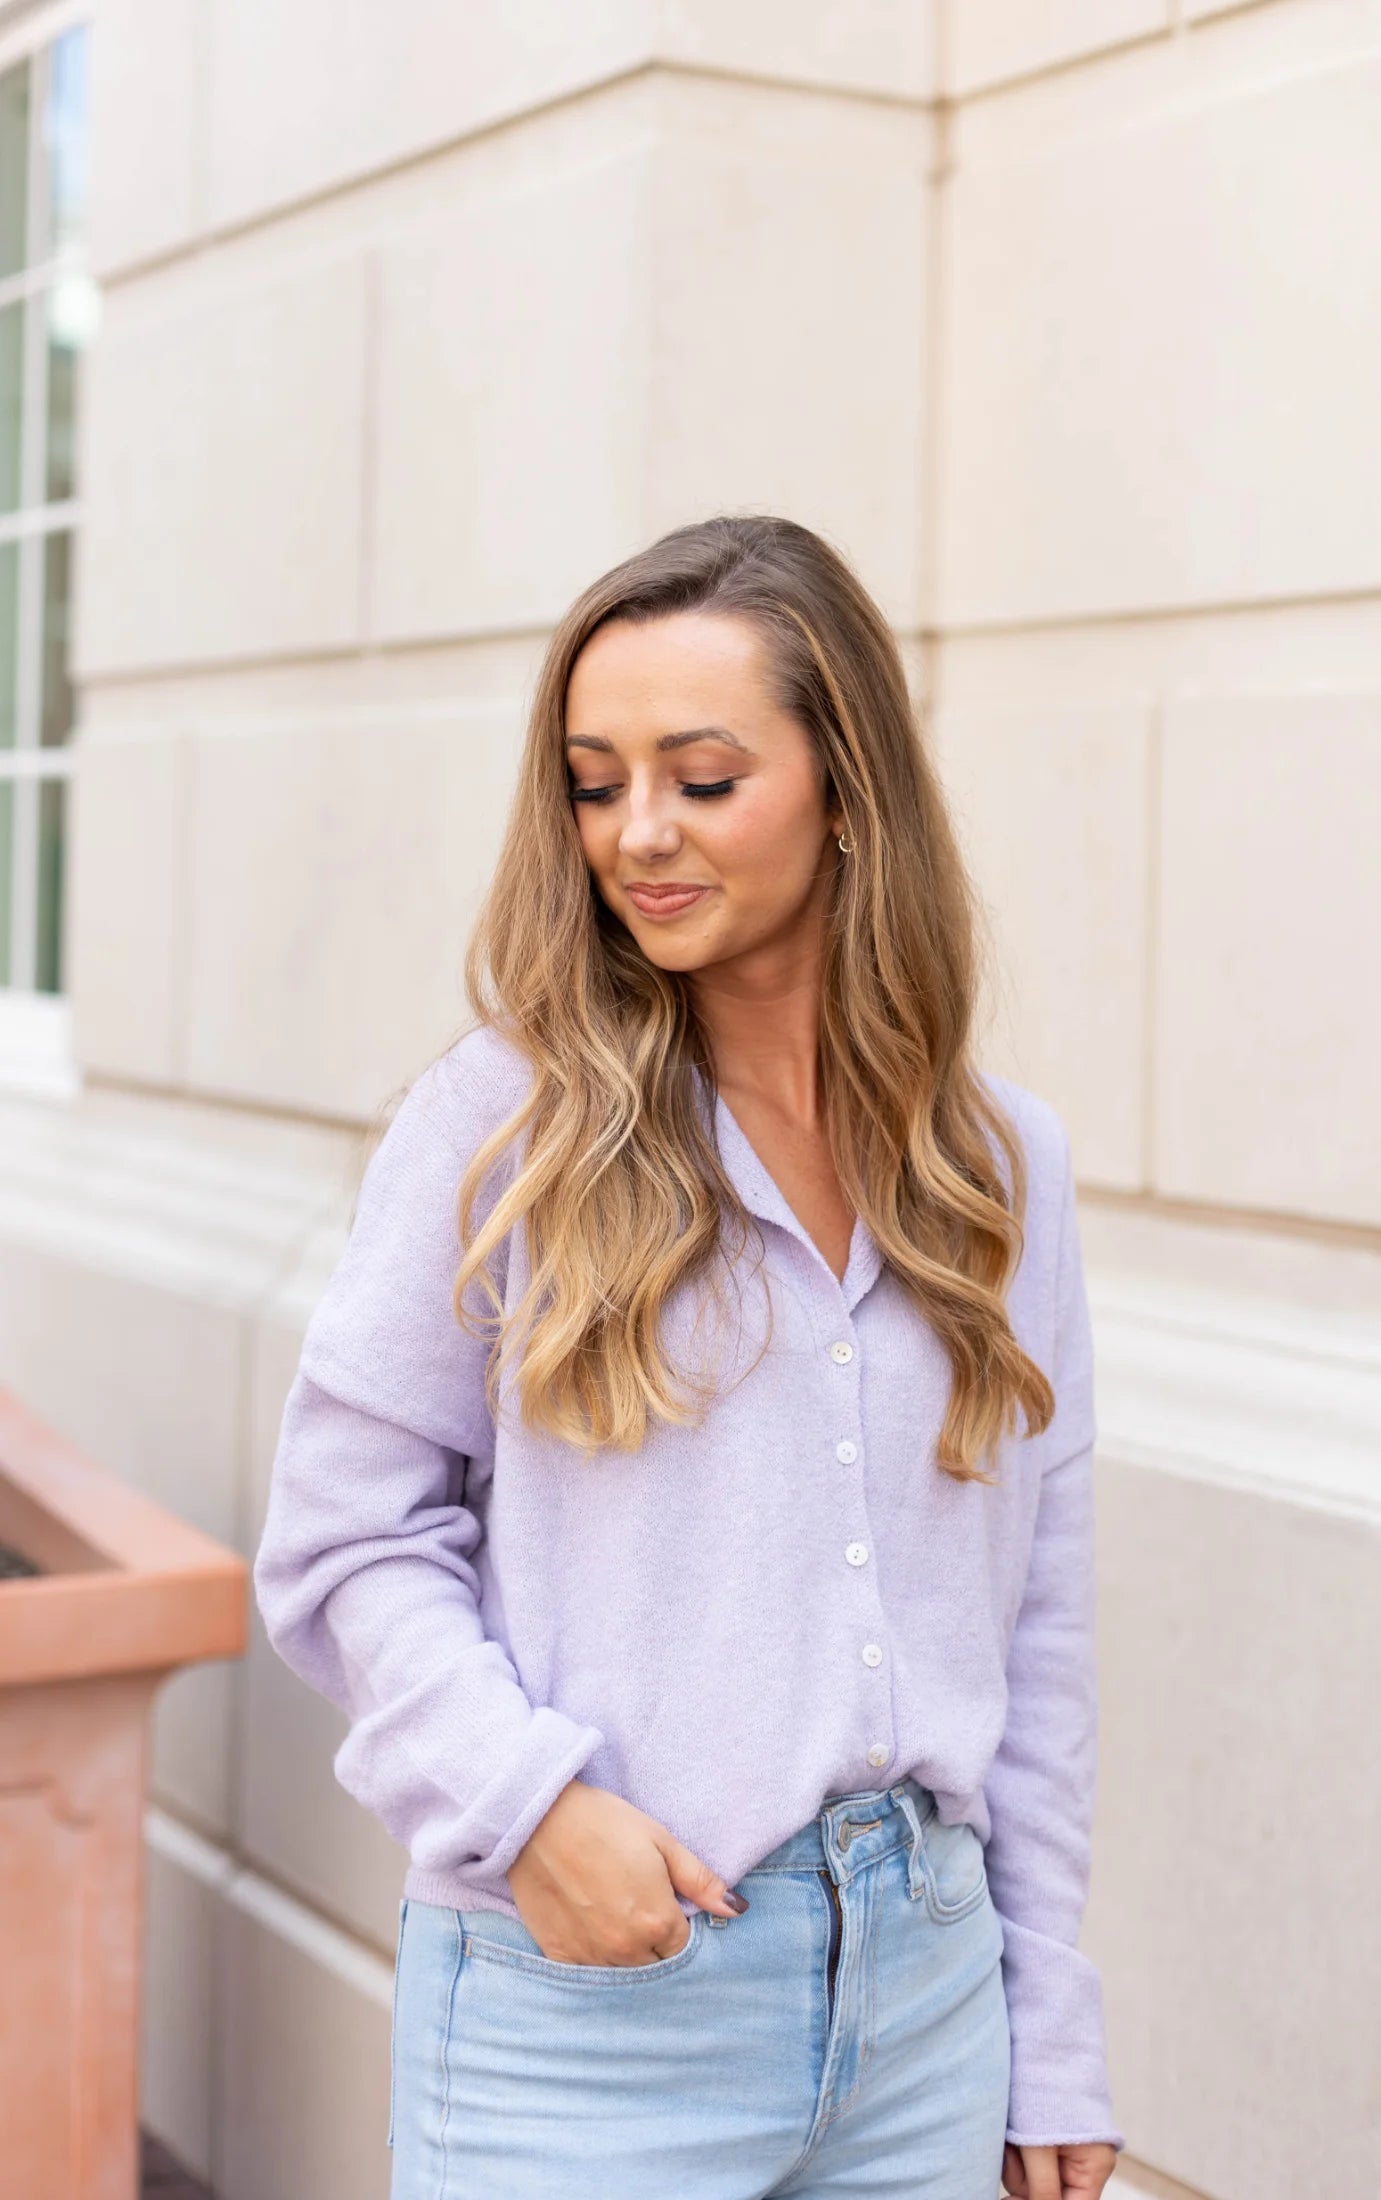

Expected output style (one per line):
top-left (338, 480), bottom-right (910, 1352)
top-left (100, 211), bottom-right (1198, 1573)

top-left (460, 1905), bottom-right (705, 1985)
top-left (387, 1897), bottom-right (409, 2149)
top-left (914, 1811), bottom-right (989, 1924)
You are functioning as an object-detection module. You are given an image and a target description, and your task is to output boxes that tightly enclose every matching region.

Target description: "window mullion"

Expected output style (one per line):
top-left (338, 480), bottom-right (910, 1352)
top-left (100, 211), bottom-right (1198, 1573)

top-left (19, 38), bottom-right (48, 516)
top-left (6, 36), bottom-right (49, 993)
top-left (7, 773), bottom-right (36, 989)
top-left (0, 21), bottom-right (87, 1007)
top-left (8, 526), bottom-right (38, 987)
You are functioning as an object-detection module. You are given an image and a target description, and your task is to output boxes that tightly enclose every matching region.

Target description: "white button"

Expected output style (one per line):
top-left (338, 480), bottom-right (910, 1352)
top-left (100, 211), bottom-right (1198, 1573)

top-left (845, 1542), bottom-right (869, 1567)
top-left (862, 1643), bottom-right (883, 1667)
top-left (866, 1743), bottom-right (889, 1768)
top-left (836, 1440), bottom-right (858, 1464)
top-left (828, 1340), bottom-right (854, 1365)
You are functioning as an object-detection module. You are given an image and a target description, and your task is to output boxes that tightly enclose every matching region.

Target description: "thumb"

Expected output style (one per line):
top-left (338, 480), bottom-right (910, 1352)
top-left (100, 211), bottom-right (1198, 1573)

top-left (654, 1829), bottom-right (749, 1918)
top-left (1000, 2144), bottom-right (1030, 2196)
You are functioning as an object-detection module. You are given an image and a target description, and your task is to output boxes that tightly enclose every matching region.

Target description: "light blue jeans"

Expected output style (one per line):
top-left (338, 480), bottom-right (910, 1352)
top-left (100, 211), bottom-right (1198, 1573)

top-left (388, 1777), bottom-right (1010, 2198)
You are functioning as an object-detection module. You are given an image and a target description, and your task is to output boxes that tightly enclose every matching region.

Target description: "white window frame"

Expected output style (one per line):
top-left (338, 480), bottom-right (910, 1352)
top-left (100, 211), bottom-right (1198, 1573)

top-left (0, 0), bottom-right (90, 1101)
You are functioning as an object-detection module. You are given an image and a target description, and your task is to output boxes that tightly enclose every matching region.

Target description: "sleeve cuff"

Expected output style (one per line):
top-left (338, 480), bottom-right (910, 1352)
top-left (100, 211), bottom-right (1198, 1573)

top-left (997, 1914), bottom-right (1124, 2152)
top-left (456, 1706), bottom-right (606, 1880)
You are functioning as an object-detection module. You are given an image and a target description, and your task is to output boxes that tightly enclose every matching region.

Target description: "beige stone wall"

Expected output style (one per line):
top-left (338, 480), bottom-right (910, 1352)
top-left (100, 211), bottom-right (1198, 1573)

top-left (928, 11), bottom-right (1381, 2196)
top-left (0, 3), bottom-right (1374, 2195)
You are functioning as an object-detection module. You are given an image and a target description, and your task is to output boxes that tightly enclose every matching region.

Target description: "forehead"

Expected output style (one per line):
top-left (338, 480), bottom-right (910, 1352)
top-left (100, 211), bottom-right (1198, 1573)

top-left (565, 612), bottom-right (773, 731)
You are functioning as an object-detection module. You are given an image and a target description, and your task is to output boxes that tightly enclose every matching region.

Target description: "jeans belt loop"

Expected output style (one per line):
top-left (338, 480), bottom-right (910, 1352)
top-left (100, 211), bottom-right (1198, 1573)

top-left (891, 1782), bottom-right (928, 1901)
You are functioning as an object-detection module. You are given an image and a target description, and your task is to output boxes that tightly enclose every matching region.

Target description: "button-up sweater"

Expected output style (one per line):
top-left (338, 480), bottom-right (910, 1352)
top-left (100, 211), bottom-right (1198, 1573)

top-left (252, 1023), bottom-right (1123, 2152)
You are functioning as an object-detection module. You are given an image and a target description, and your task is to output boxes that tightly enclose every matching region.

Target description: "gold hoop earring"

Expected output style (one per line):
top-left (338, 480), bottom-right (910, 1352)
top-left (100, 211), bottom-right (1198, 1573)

top-left (837, 832), bottom-right (855, 855)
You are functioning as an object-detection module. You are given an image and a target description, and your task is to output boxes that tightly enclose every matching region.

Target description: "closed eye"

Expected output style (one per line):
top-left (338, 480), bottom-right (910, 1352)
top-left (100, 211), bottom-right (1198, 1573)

top-left (570, 779), bottom-right (739, 804)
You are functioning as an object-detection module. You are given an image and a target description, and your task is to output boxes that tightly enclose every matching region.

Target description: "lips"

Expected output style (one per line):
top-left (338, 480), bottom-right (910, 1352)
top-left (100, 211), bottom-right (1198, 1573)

top-left (625, 883), bottom-right (711, 918)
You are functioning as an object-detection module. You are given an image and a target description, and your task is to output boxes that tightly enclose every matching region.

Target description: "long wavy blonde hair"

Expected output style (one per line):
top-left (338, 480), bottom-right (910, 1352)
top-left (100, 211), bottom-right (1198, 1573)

top-left (429, 515), bottom-right (1054, 1483)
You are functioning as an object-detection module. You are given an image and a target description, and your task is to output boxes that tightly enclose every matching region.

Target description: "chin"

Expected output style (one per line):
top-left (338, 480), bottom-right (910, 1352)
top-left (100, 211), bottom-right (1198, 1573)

top-left (630, 935), bottom-right (720, 974)
top-left (617, 913), bottom-right (720, 970)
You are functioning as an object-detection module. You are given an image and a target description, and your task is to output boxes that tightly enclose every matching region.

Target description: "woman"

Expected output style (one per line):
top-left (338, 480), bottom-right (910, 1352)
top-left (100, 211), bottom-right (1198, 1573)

top-left (254, 515), bottom-right (1125, 2199)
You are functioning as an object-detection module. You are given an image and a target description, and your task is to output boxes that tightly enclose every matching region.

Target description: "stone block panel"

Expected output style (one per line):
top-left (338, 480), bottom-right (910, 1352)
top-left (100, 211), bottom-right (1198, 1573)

top-left (181, 703), bottom-right (521, 1117)
top-left (1089, 1453), bottom-right (1380, 2193)
top-left (67, 730), bottom-right (186, 1086)
top-left (1155, 694), bottom-right (1381, 1226)
top-left (88, 0), bottom-right (203, 276)
top-left (371, 145), bottom-right (650, 645)
top-left (642, 79), bottom-right (929, 631)
top-left (659, 0), bottom-right (936, 102)
top-left (237, 1286), bottom-right (409, 1954)
top-left (372, 76), bottom-right (929, 640)
top-left (140, 1819), bottom-right (225, 2185)
top-left (203, 0), bottom-right (935, 238)
top-left (940, 54), bottom-right (1381, 623)
top-left (946, 0), bottom-right (1167, 97)
top-left (215, 1880), bottom-right (394, 2200)
top-left (934, 700), bottom-right (1151, 1188)
top-left (77, 256), bottom-right (368, 675)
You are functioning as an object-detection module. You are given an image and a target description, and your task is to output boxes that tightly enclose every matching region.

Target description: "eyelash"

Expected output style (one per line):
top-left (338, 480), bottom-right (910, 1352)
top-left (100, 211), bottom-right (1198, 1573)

top-left (570, 779), bottom-right (738, 805)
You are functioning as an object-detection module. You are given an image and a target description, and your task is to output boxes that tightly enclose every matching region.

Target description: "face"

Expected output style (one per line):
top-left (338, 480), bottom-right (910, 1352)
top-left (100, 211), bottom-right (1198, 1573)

top-left (564, 612), bottom-right (843, 980)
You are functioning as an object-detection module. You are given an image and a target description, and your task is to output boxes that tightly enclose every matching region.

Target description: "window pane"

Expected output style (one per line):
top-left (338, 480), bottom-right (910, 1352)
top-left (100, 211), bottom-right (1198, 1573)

top-left (0, 541), bottom-right (16, 748)
top-left (40, 530), bottom-right (72, 747)
top-left (36, 775), bottom-right (64, 993)
top-left (41, 28), bottom-right (89, 259)
top-left (46, 300), bottom-right (78, 502)
top-left (0, 61), bottom-right (30, 280)
top-left (0, 300), bottom-right (22, 514)
top-left (0, 778), bottom-right (12, 984)
top-left (46, 277), bottom-right (98, 501)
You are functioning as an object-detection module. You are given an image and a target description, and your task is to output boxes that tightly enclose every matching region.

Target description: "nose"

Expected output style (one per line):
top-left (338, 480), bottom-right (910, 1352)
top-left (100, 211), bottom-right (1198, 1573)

top-left (617, 778), bottom-right (683, 862)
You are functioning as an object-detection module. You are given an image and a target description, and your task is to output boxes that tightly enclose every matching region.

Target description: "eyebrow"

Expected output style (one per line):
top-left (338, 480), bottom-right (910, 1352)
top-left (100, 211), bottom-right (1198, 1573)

top-left (565, 725), bottom-right (755, 756)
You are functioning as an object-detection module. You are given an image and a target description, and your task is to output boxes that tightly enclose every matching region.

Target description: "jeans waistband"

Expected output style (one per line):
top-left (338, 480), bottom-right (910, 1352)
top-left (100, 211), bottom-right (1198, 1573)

top-left (741, 1776), bottom-right (938, 1892)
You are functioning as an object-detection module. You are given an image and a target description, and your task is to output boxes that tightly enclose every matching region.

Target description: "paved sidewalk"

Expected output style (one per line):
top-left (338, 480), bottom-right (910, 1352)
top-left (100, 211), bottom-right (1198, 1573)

top-left (141, 2131), bottom-right (211, 2199)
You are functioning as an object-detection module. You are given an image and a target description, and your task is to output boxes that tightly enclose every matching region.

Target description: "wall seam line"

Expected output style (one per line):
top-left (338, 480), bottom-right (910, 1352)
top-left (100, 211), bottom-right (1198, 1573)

top-left (92, 51), bottom-right (934, 295)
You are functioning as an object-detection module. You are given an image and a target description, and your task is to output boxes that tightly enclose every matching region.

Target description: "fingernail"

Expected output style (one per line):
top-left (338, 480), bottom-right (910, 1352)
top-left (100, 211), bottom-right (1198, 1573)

top-left (724, 1890), bottom-right (749, 1914)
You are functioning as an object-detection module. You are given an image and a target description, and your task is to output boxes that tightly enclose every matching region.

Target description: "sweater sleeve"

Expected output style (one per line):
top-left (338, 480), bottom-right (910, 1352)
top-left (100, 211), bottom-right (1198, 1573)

top-left (982, 1122), bottom-right (1125, 2153)
top-left (251, 1046), bottom-right (605, 1881)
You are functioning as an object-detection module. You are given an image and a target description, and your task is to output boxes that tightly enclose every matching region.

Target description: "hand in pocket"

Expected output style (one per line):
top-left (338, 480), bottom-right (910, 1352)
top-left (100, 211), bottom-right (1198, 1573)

top-left (508, 1778), bottom-right (749, 1965)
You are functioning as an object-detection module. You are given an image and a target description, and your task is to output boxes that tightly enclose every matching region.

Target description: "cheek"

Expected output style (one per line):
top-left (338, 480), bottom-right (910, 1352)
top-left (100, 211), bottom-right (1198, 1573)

top-left (572, 804), bottom-right (613, 871)
top-left (711, 787), bottom-right (823, 892)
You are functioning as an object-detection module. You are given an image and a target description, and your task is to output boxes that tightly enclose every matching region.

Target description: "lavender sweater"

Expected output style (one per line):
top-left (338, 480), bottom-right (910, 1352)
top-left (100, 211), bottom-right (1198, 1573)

top-left (253, 1023), bottom-right (1123, 2152)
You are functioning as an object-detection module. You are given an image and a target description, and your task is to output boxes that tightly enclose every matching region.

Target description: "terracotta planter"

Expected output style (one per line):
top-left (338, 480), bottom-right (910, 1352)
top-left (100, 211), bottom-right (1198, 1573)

top-left (0, 1386), bottom-right (247, 2200)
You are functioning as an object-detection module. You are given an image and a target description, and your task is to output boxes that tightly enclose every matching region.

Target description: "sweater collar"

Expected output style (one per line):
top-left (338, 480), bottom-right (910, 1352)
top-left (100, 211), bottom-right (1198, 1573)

top-left (693, 1068), bottom-right (885, 1314)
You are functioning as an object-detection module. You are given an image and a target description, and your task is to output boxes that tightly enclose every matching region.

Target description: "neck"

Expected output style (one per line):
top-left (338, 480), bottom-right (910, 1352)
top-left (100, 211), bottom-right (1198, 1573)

top-left (688, 937), bottom-right (827, 1129)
